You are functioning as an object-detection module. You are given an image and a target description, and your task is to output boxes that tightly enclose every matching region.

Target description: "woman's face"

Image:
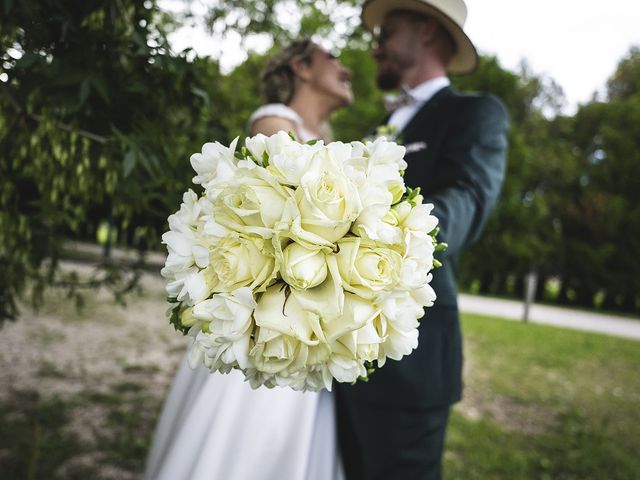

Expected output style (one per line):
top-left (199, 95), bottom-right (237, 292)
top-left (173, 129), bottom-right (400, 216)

top-left (305, 47), bottom-right (353, 107)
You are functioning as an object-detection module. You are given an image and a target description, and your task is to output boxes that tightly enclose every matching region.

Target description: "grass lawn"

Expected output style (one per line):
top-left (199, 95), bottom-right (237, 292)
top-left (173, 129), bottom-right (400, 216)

top-left (445, 313), bottom-right (640, 480)
top-left (0, 280), bottom-right (638, 479)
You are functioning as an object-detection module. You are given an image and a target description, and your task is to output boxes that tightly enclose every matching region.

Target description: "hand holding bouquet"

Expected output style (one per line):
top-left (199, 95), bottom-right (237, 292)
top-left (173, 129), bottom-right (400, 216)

top-left (161, 132), bottom-right (442, 391)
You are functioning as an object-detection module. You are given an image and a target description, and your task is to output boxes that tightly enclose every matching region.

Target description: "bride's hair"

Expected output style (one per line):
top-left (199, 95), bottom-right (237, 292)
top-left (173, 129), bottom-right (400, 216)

top-left (261, 39), bottom-right (316, 104)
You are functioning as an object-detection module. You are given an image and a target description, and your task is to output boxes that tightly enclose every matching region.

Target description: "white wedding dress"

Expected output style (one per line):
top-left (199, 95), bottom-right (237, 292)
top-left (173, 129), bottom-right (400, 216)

top-left (144, 104), bottom-right (342, 480)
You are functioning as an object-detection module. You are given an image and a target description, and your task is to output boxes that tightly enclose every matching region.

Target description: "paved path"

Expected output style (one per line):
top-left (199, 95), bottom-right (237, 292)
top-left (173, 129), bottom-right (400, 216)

top-left (64, 242), bottom-right (640, 341)
top-left (458, 294), bottom-right (640, 341)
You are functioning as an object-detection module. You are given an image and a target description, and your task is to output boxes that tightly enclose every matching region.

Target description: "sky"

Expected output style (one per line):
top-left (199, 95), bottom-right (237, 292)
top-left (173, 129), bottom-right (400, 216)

top-left (464, 0), bottom-right (640, 113)
top-left (161, 0), bottom-right (640, 114)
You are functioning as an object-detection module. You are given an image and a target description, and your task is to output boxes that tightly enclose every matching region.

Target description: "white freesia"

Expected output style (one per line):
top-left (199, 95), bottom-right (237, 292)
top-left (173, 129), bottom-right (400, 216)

top-left (182, 267), bottom-right (217, 305)
top-left (264, 131), bottom-right (323, 185)
top-left (363, 136), bottom-right (408, 172)
top-left (244, 133), bottom-right (268, 165)
top-left (346, 138), bottom-right (407, 204)
top-left (189, 288), bottom-right (256, 371)
top-left (400, 231), bottom-right (436, 290)
top-left (375, 289), bottom-right (429, 364)
top-left (190, 137), bottom-right (239, 190)
top-left (394, 200), bottom-right (439, 235)
top-left (160, 190), bottom-right (206, 276)
top-left (352, 203), bottom-right (403, 245)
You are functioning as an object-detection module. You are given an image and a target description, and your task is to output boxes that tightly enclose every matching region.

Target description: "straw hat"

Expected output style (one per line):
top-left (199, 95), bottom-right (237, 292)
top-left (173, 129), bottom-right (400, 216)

top-left (361, 0), bottom-right (478, 74)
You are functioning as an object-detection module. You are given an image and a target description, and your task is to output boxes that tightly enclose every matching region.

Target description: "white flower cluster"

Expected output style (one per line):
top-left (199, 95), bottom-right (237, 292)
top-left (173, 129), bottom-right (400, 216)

top-left (161, 132), bottom-right (440, 391)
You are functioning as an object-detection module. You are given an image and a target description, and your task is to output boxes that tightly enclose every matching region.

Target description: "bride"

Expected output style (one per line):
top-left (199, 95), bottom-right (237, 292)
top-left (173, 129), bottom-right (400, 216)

top-left (144, 39), bottom-right (353, 480)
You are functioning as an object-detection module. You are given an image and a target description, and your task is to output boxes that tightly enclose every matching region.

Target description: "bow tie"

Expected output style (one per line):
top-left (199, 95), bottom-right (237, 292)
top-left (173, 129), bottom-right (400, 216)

top-left (383, 90), bottom-right (417, 113)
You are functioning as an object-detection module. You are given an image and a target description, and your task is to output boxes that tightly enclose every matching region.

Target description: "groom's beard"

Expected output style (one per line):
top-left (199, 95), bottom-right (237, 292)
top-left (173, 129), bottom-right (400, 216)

top-left (375, 53), bottom-right (415, 91)
top-left (377, 69), bottom-right (402, 90)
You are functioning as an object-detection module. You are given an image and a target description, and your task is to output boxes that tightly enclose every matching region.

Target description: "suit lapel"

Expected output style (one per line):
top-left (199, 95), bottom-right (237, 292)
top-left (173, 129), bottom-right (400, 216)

top-left (400, 86), bottom-right (453, 141)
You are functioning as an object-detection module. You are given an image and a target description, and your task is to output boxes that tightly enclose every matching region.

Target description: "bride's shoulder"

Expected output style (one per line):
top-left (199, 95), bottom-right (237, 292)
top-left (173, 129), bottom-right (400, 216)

top-left (248, 103), bottom-right (301, 136)
top-left (249, 103), bottom-right (301, 124)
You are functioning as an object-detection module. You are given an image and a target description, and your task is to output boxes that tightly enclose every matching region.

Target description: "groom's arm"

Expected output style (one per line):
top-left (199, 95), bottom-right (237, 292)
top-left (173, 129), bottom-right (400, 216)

top-left (424, 94), bottom-right (509, 258)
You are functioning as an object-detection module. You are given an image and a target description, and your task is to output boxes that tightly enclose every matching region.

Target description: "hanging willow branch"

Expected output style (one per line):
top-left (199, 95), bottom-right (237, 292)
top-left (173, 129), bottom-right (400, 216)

top-left (0, 82), bottom-right (110, 144)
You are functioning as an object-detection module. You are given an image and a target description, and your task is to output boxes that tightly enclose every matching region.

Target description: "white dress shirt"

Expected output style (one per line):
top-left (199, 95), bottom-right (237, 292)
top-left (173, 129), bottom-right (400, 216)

top-left (388, 77), bottom-right (451, 133)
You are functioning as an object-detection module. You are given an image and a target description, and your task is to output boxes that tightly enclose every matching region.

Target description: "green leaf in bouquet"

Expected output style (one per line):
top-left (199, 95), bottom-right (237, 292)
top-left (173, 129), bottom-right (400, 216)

top-left (435, 242), bottom-right (448, 253)
top-left (355, 361), bottom-right (377, 384)
top-left (402, 186), bottom-right (422, 206)
top-left (168, 303), bottom-right (190, 335)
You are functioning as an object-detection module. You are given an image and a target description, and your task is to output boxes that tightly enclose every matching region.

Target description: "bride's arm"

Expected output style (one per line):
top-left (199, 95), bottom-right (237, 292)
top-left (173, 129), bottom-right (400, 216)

top-left (250, 116), bottom-right (297, 136)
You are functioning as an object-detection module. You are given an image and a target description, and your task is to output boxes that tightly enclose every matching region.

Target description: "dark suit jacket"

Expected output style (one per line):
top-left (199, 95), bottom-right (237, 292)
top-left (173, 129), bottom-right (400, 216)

top-left (336, 86), bottom-right (508, 408)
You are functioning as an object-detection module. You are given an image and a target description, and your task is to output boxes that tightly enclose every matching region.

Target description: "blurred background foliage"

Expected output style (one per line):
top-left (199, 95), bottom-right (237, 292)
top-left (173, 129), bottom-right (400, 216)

top-left (1, 0), bottom-right (639, 323)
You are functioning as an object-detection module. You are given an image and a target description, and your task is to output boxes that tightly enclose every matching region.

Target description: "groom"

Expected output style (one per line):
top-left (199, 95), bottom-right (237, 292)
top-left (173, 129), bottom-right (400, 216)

top-left (335, 1), bottom-right (508, 478)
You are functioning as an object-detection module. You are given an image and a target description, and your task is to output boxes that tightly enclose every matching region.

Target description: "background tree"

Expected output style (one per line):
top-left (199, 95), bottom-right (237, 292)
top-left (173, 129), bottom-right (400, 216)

top-left (453, 58), bottom-right (567, 297)
top-left (2, 0), bottom-right (638, 321)
top-left (0, 0), bottom-right (226, 322)
top-left (554, 49), bottom-right (640, 311)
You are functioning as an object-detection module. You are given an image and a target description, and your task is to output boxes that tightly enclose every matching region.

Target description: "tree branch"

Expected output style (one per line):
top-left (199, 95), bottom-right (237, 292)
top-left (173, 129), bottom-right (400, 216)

top-left (0, 82), bottom-right (110, 144)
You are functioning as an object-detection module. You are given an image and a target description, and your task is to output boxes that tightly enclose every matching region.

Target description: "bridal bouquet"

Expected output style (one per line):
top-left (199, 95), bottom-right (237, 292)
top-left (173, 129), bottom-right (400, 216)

top-left (161, 132), bottom-right (442, 392)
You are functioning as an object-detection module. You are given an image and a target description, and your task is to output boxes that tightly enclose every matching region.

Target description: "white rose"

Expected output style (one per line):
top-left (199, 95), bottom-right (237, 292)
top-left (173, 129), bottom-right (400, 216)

top-left (334, 237), bottom-right (403, 299)
top-left (251, 284), bottom-right (329, 377)
top-left (275, 199), bottom-right (336, 250)
top-left (353, 320), bottom-right (385, 363)
top-left (190, 137), bottom-right (239, 188)
top-left (209, 234), bottom-right (278, 293)
top-left (197, 194), bottom-right (230, 241)
top-left (326, 300), bottom-right (380, 383)
top-left (280, 242), bottom-right (328, 290)
top-left (327, 339), bottom-right (367, 384)
top-left (213, 169), bottom-right (293, 238)
top-left (295, 152), bottom-right (362, 243)
top-left (329, 296), bottom-right (384, 367)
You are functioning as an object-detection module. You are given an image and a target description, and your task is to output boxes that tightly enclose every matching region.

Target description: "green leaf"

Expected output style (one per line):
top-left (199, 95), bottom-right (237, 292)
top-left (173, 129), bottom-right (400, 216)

top-left (79, 79), bottom-right (90, 106)
top-left (123, 150), bottom-right (136, 177)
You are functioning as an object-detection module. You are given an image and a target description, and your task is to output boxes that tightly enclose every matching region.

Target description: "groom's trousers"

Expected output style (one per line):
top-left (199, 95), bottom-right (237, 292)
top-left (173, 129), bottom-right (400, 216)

top-left (336, 394), bottom-right (450, 480)
top-left (335, 307), bottom-right (462, 480)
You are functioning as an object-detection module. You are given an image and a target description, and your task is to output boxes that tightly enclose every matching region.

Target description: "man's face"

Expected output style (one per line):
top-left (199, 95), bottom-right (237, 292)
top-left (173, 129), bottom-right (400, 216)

top-left (372, 13), bottom-right (421, 90)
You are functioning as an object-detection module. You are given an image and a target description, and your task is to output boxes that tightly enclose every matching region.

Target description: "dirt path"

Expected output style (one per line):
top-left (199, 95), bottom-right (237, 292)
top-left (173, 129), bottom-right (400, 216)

top-left (0, 271), bottom-right (186, 479)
